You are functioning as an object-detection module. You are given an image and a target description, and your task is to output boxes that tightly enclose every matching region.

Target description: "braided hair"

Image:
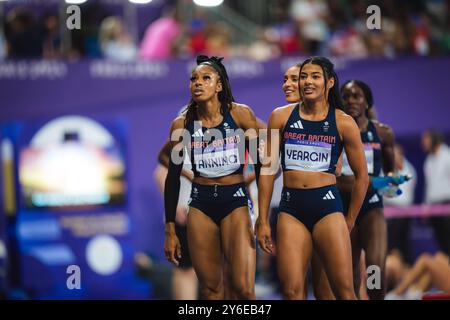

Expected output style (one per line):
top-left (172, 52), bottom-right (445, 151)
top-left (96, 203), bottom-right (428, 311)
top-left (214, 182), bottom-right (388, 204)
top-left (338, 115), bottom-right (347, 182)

top-left (183, 55), bottom-right (235, 127)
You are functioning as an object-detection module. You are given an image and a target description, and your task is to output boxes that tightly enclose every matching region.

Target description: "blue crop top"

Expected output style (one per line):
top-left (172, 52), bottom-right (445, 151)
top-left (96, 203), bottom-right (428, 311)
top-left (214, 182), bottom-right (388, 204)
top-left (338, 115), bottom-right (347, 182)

top-left (280, 103), bottom-right (342, 174)
top-left (186, 108), bottom-right (246, 178)
top-left (341, 119), bottom-right (382, 177)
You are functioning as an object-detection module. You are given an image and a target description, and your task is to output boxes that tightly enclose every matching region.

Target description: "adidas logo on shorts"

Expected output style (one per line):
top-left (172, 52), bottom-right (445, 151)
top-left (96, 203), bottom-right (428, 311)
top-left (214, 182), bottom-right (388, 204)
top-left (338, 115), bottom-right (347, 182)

top-left (323, 190), bottom-right (335, 200)
top-left (233, 187), bottom-right (246, 197)
top-left (368, 194), bottom-right (380, 204)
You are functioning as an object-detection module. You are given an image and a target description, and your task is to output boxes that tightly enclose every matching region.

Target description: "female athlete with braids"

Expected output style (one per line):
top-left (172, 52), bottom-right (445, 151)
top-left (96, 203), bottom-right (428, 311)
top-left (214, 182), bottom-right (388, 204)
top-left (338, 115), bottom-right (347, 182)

top-left (164, 55), bottom-right (259, 300)
top-left (256, 57), bottom-right (369, 300)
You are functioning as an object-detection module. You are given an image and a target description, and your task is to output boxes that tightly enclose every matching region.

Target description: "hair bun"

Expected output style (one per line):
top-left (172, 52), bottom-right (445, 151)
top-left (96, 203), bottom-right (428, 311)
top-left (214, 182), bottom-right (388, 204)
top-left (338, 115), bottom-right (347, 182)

top-left (196, 55), bottom-right (229, 81)
top-left (196, 55), bottom-right (209, 65)
top-left (196, 55), bottom-right (224, 66)
top-left (209, 56), bottom-right (224, 64)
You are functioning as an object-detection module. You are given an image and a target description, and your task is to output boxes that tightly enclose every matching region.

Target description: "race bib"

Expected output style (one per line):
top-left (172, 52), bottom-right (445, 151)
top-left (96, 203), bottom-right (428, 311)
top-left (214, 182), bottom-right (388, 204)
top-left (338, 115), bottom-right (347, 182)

top-left (284, 139), bottom-right (331, 172)
top-left (364, 144), bottom-right (374, 175)
top-left (341, 152), bottom-right (352, 176)
top-left (194, 144), bottom-right (241, 178)
top-left (341, 145), bottom-right (374, 176)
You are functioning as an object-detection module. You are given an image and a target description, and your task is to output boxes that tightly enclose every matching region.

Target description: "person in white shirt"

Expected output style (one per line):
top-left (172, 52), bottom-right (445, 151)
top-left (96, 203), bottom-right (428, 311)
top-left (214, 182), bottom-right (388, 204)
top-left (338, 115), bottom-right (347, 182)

top-left (422, 129), bottom-right (450, 255)
top-left (385, 144), bottom-right (417, 266)
top-left (99, 17), bottom-right (137, 62)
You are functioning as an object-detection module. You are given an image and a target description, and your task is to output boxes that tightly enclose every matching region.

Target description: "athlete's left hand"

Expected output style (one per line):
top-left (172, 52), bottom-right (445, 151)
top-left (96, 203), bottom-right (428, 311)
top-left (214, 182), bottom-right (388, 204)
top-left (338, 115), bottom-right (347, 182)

top-left (164, 233), bottom-right (181, 266)
top-left (255, 219), bottom-right (274, 255)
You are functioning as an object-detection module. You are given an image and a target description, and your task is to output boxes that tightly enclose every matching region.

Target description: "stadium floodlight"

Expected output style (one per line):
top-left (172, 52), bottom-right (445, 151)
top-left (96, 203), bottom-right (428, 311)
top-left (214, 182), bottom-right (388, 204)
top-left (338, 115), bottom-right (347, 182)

top-left (128, 0), bottom-right (153, 3)
top-left (193, 0), bottom-right (224, 7)
top-left (65, 0), bottom-right (88, 4)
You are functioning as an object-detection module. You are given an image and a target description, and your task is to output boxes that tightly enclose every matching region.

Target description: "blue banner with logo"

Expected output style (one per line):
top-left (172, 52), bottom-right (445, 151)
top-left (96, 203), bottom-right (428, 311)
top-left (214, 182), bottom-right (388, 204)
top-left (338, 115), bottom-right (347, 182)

top-left (1, 116), bottom-right (148, 299)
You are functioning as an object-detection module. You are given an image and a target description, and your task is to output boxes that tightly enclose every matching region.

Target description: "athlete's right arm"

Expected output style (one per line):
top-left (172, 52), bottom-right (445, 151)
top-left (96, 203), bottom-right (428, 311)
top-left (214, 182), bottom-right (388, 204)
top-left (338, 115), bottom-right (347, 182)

top-left (164, 117), bottom-right (185, 266)
top-left (158, 139), bottom-right (194, 181)
top-left (158, 140), bottom-right (171, 168)
top-left (256, 109), bottom-right (283, 255)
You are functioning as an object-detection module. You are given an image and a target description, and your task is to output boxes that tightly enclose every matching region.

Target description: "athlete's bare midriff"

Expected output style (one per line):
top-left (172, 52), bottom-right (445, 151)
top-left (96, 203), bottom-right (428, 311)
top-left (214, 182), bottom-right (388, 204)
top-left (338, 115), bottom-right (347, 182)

top-left (283, 170), bottom-right (337, 189)
top-left (193, 173), bottom-right (245, 186)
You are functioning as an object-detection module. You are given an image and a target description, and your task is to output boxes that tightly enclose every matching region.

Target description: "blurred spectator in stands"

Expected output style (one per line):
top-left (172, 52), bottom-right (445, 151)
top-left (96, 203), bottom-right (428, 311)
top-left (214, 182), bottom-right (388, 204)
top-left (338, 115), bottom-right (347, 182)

top-left (5, 8), bottom-right (43, 58)
top-left (68, 2), bottom-right (108, 60)
top-left (440, 19), bottom-right (450, 54)
top-left (412, 13), bottom-right (431, 56)
top-left (439, 0), bottom-right (450, 54)
top-left (366, 30), bottom-right (391, 57)
top-left (203, 22), bottom-right (233, 58)
top-left (385, 143), bottom-right (417, 264)
top-left (264, 3), bottom-right (301, 56)
top-left (289, 0), bottom-right (329, 55)
top-left (329, 26), bottom-right (368, 58)
top-left (391, 3), bottom-right (415, 56)
top-left (422, 129), bottom-right (450, 256)
top-left (42, 13), bottom-right (62, 59)
top-left (326, 0), bottom-right (368, 58)
top-left (99, 16), bottom-right (137, 62)
top-left (139, 7), bottom-right (182, 60)
top-left (246, 29), bottom-right (281, 61)
top-left (187, 8), bottom-right (208, 56)
top-left (348, 0), bottom-right (406, 58)
top-left (2, 0), bottom-right (450, 61)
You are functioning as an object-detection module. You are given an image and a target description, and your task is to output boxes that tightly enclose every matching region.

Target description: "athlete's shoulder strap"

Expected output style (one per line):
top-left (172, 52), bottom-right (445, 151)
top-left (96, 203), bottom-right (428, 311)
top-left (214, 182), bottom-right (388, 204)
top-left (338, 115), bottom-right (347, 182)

top-left (327, 105), bottom-right (337, 123)
top-left (280, 103), bottom-right (300, 135)
top-left (287, 103), bottom-right (300, 123)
